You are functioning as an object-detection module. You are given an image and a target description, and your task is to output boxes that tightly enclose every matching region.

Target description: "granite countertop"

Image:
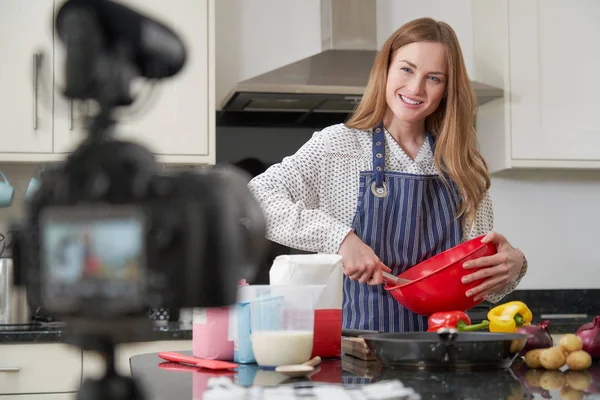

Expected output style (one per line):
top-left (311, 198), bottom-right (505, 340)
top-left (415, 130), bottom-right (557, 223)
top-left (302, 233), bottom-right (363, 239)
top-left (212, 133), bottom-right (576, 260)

top-left (0, 321), bottom-right (193, 344)
top-left (0, 316), bottom-right (591, 345)
top-left (130, 351), bottom-right (600, 400)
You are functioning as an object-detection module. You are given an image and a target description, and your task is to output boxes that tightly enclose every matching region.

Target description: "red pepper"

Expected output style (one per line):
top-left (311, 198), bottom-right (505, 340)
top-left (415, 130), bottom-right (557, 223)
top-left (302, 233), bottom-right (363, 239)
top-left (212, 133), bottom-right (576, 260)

top-left (427, 311), bottom-right (490, 332)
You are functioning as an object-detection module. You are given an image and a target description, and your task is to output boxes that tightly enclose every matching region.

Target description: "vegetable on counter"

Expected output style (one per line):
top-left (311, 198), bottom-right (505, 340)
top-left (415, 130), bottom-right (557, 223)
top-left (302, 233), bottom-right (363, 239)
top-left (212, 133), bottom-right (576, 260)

top-left (516, 320), bottom-right (554, 355)
top-left (560, 334), bottom-right (584, 354)
top-left (576, 315), bottom-right (600, 360)
top-left (524, 333), bottom-right (593, 372)
top-left (427, 311), bottom-right (490, 332)
top-left (487, 301), bottom-right (533, 333)
top-left (539, 347), bottom-right (567, 370)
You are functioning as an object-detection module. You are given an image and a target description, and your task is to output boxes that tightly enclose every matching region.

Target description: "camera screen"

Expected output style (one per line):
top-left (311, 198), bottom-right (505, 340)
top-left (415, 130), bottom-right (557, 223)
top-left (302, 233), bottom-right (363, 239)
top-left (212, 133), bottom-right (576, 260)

top-left (40, 206), bottom-right (146, 315)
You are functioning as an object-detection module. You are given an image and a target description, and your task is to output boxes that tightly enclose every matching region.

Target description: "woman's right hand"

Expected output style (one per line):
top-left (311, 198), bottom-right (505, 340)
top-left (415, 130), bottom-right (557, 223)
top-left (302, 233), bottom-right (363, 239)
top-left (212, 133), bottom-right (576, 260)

top-left (338, 231), bottom-right (390, 285)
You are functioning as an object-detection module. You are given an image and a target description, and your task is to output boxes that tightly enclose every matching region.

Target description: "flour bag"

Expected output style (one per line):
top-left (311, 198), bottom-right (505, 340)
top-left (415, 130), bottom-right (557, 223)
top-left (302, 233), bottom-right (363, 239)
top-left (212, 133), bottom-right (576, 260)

top-left (269, 254), bottom-right (344, 358)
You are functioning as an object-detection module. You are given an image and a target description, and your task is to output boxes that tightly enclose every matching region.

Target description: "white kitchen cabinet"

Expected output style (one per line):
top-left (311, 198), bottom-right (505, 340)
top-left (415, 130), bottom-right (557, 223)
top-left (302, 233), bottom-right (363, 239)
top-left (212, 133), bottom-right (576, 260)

top-left (1, 0), bottom-right (216, 165)
top-left (0, 0), bottom-right (55, 157)
top-left (82, 339), bottom-right (192, 379)
top-left (473, 0), bottom-right (600, 171)
top-left (119, 0), bottom-right (215, 164)
top-left (51, 0), bottom-right (86, 156)
top-left (0, 343), bottom-right (82, 395)
top-left (54, 0), bottom-right (216, 164)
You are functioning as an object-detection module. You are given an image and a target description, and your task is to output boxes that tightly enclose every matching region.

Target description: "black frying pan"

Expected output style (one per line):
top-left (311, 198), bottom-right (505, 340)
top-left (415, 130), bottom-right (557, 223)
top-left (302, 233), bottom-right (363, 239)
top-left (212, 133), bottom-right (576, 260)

top-left (343, 328), bottom-right (529, 371)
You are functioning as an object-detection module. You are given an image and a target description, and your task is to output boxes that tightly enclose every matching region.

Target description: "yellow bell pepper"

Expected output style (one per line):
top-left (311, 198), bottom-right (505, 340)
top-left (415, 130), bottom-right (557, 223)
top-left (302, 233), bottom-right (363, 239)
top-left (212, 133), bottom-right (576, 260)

top-left (487, 301), bottom-right (533, 333)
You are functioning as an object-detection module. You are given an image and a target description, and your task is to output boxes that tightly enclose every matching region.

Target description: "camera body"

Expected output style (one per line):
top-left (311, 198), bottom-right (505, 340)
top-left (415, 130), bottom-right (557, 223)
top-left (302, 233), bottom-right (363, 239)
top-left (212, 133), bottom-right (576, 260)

top-left (10, 0), bottom-right (267, 338)
top-left (13, 140), bottom-right (266, 325)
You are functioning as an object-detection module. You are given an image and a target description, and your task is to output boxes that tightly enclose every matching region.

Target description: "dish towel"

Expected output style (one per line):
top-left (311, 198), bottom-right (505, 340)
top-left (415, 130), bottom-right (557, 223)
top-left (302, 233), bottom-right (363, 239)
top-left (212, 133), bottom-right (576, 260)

top-left (203, 377), bottom-right (421, 400)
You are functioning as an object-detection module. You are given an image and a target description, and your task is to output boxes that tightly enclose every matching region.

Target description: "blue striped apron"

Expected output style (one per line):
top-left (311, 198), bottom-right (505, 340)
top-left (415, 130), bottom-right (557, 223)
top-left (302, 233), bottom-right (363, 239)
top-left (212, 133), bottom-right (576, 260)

top-left (342, 121), bottom-right (463, 332)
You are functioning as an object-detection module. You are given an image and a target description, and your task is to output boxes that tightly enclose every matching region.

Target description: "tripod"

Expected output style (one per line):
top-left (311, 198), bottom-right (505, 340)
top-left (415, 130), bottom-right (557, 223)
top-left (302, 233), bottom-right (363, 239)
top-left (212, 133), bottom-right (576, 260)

top-left (76, 333), bottom-right (145, 400)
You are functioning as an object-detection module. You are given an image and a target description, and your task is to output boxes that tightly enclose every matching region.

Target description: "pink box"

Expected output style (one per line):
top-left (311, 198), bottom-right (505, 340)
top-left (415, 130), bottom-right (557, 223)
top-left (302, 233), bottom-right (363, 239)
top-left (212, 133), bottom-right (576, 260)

top-left (192, 307), bottom-right (234, 361)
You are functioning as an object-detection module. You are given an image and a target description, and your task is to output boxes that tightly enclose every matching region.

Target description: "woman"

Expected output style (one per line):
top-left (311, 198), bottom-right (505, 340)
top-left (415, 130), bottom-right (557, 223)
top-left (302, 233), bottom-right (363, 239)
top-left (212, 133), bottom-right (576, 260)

top-left (248, 18), bottom-right (528, 332)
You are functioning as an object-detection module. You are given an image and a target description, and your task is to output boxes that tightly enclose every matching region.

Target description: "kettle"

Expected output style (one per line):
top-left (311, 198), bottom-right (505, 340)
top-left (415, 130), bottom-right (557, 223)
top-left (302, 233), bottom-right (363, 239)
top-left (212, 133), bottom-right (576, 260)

top-left (0, 257), bottom-right (30, 324)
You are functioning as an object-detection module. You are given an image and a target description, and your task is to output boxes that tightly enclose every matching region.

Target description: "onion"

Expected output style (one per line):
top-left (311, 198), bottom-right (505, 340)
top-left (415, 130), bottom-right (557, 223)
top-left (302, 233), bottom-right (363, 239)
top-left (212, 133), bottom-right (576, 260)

top-left (516, 320), bottom-right (554, 355)
top-left (576, 315), bottom-right (600, 360)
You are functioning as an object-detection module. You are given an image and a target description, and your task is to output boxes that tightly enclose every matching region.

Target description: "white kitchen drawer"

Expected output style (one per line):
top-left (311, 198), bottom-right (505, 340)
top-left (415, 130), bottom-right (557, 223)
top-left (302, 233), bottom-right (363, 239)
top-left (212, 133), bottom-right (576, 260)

top-left (0, 394), bottom-right (77, 399)
top-left (0, 343), bottom-right (82, 395)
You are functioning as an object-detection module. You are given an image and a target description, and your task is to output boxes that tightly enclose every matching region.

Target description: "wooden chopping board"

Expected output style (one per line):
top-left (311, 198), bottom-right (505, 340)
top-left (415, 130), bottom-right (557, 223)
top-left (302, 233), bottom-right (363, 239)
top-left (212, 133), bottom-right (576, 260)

top-left (342, 337), bottom-right (376, 361)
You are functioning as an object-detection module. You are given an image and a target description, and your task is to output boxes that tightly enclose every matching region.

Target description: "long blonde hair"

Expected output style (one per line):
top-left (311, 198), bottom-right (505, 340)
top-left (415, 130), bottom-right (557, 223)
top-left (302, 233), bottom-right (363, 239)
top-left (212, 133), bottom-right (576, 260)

top-left (346, 17), bottom-right (490, 226)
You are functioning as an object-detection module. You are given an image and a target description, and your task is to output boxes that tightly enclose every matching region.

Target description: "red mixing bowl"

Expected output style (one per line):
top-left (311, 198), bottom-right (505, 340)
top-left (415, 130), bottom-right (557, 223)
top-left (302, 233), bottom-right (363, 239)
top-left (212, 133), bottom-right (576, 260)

top-left (384, 235), bottom-right (497, 316)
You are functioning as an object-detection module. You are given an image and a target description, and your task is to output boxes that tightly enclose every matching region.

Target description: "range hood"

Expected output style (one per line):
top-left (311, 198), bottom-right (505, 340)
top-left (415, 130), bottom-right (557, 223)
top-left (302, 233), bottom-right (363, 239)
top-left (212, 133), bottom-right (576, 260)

top-left (217, 0), bottom-right (503, 128)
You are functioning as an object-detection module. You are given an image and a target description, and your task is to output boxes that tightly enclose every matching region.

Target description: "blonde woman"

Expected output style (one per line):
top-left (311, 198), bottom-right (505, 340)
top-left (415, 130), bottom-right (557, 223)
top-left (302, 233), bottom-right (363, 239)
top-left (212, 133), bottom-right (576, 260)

top-left (248, 18), bottom-right (528, 332)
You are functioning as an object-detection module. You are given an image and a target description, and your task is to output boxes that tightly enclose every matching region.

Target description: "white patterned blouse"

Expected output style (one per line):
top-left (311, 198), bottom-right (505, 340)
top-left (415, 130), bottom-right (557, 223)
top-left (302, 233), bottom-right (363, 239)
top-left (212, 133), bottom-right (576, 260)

top-left (248, 123), bottom-right (527, 303)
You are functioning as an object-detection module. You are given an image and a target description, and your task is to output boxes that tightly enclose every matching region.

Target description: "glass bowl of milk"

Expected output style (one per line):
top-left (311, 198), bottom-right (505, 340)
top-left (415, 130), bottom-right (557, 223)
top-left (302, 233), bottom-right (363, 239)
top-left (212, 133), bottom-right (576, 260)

top-left (250, 285), bottom-right (324, 368)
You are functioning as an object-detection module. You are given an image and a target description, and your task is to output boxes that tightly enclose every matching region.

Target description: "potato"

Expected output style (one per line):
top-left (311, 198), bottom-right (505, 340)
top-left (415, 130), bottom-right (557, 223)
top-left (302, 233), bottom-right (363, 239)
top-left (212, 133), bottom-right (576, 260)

top-left (539, 370), bottom-right (566, 390)
top-left (539, 347), bottom-right (567, 370)
top-left (525, 369), bottom-right (543, 387)
top-left (559, 334), bottom-right (583, 354)
top-left (560, 386), bottom-right (584, 400)
top-left (566, 350), bottom-right (592, 371)
top-left (565, 370), bottom-right (592, 390)
top-left (524, 348), bottom-right (544, 369)
top-left (510, 338), bottom-right (526, 353)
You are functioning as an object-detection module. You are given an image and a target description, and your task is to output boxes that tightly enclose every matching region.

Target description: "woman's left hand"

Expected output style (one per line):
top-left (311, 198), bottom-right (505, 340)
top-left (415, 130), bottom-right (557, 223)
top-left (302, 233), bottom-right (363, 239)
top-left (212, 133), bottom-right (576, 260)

top-left (462, 231), bottom-right (525, 302)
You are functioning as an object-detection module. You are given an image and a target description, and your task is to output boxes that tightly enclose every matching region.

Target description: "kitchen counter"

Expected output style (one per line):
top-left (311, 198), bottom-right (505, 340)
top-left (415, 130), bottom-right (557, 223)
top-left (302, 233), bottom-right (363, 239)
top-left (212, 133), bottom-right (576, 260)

top-left (0, 321), bottom-right (193, 344)
top-left (130, 351), bottom-right (600, 400)
top-left (0, 317), bottom-right (588, 345)
top-left (0, 315), bottom-right (590, 345)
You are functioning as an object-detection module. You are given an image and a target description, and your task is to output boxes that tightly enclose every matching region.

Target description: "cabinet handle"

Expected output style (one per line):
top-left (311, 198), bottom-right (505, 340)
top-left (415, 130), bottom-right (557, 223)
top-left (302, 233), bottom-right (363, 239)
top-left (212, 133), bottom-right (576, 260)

top-left (32, 52), bottom-right (42, 130)
top-left (0, 367), bottom-right (20, 372)
top-left (69, 100), bottom-right (74, 130)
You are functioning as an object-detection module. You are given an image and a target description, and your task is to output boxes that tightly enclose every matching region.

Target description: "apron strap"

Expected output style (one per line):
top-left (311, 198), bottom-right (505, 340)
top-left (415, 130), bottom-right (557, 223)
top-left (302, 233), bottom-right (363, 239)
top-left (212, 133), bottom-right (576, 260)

top-left (371, 124), bottom-right (441, 198)
top-left (371, 122), bottom-right (388, 197)
top-left (426, 131), bottom-right (436, 153)
top-left (425, 132), bottom-right (463, 206)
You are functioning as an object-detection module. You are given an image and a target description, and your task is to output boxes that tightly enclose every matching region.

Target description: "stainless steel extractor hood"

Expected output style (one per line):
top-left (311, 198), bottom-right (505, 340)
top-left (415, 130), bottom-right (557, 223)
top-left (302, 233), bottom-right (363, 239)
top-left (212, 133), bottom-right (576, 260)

top-left (217, 0), bottom-right (503, 128)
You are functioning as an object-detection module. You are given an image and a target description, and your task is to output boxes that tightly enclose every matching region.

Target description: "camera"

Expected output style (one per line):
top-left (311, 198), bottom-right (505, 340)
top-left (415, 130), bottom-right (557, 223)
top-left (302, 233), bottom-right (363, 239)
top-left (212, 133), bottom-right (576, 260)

top-left (10, 0), bottom-right (267, 349)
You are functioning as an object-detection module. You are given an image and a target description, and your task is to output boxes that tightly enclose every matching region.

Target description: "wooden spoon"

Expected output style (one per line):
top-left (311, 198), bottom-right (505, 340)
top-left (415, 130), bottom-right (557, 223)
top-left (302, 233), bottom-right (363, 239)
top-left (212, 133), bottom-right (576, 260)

top-left (275, 356), bottom-right (322, 378)
top-left (382, 271), bottom-right (412, 285)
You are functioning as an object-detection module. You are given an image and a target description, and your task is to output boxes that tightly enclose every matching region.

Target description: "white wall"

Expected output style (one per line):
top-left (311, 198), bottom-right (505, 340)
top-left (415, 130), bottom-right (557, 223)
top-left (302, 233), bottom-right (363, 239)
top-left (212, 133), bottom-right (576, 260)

top-left (490, 170), bottom-right (600, 289)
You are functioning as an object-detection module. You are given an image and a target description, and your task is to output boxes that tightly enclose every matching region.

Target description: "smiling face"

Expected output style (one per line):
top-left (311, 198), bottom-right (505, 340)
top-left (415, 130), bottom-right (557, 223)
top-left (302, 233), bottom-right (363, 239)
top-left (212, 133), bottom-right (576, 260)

top-left (385, 41), bottom-right (448, 126)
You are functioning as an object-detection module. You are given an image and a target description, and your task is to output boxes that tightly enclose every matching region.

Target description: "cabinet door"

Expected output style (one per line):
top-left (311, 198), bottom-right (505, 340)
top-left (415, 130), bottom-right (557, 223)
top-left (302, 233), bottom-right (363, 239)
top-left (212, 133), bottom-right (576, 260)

top-left (52, 0), bottom-right (87, 154)
top-left (54, 0), bottom-right (215, 163)
top-left (509, 0), bottom-right (600, 161)
top-left (0, 0), bottom-right (54, 156)
top-left (0, 343), bottom-right (81, 394)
